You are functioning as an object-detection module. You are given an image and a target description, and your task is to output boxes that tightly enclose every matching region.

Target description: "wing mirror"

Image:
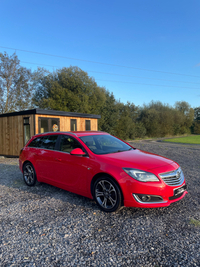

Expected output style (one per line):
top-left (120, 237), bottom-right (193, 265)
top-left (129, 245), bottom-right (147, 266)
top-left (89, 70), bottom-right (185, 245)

top-left (70, 148), bottom-right (86, 156)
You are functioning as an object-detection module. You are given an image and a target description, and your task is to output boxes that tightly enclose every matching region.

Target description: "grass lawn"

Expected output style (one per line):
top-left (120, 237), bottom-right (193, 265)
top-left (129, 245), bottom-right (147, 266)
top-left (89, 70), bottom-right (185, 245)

top-left (164, 135), bottom-right (200, 144)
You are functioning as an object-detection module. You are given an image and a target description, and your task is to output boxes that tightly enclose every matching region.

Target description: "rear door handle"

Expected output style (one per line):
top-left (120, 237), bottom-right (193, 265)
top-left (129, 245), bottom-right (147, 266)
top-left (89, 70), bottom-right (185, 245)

top-left (55, 158), bottom-right (61, 162)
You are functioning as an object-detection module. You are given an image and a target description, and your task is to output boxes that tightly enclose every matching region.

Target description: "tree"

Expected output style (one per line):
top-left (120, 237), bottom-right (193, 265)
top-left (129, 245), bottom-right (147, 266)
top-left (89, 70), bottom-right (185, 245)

top-left (194, 107), bottom-right (200, 122)
top-left (33, 66), bottom-right (128, 134)
top-left (33, 66), bottom-right (107, 114)
top-left (136, 101), bottom-right (194, 137)
top-left (114, 102), bottom-right (138, 140)
top-left (175, 101), bottom-right (194, 133)
top-left (192, 107), bottom-right (200, 134)
top-left (0, 52), bottom-right (33, 113)
top-left (175, 101), bottom-right (191, 114)
top-left (98, 92), bottom-right (118, 134)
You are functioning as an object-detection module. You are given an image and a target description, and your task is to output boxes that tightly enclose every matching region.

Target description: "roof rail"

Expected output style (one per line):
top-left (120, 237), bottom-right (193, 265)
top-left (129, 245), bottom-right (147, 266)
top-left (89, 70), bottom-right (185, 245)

top-left (34, 131), bottom-right (77, 136)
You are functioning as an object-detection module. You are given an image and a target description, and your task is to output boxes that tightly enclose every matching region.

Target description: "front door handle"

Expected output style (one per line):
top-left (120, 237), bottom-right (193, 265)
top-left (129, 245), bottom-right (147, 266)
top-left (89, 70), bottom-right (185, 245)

top-left (55, 158), bottom-right (61, 162)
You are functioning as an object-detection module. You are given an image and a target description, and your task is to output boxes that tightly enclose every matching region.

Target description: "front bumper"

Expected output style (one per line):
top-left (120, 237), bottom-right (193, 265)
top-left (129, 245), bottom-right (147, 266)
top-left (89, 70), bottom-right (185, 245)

top-left (119, 164), bottom-right (188, 208)
top-left (124, 189), bottom-right (187, 208)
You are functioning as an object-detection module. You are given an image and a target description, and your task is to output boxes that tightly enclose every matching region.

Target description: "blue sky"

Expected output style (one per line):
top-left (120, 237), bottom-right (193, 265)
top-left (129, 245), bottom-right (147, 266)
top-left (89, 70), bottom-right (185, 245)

top-left (1, 0), bottom-right (200, 108)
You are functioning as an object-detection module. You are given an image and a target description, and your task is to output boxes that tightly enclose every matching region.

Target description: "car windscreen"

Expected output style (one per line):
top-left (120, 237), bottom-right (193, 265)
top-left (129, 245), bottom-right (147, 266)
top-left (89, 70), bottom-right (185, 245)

top-left (79, 135), bottom-right (132, 155)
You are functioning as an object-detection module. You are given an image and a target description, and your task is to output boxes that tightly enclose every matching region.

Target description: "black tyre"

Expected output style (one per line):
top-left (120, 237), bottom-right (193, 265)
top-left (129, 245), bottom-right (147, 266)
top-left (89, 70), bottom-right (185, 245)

top-left (93, 176), bottom-right (122, 212)
top-left (23, 162), bottom-right (37, 186)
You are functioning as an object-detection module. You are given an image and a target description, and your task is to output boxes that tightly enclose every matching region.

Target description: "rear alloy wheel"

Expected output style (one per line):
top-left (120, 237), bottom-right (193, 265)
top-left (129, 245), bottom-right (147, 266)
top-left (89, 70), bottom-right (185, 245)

top-left (93, 176), bottom-right (122, 212)
top-left (23, 162), bottom-right (37, 186)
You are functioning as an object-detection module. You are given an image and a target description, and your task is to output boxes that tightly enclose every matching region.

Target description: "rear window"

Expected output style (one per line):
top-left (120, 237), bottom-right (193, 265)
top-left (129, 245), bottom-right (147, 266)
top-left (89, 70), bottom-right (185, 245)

top-left (28, 135), bottom-right (58, 150)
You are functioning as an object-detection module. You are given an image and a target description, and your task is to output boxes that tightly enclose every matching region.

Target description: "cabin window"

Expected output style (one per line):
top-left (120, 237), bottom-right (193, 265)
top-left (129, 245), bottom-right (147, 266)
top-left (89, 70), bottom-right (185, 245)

top-left (23, 117), bottom-right (30, 145)
top-left (70, 119), bottom-right (77, 131)
top-left (39, 118), bottom-right (60, 133)
top-left (85, 120), bottom-right (91, 131)
top-left (41, 119), bottom-right (48, 133)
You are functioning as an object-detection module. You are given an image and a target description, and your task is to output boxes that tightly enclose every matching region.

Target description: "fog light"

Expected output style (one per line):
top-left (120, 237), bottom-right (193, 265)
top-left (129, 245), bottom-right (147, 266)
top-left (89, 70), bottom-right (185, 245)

top-left (133, 194), bottom-right (166, 204)
top-left (141, 195), bottom-right (151, 202)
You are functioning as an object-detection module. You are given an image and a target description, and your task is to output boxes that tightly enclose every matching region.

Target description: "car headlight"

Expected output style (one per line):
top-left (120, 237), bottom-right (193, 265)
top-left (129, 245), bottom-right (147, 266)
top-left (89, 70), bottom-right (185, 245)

top-left (123, 168), bottom-right (159, 182)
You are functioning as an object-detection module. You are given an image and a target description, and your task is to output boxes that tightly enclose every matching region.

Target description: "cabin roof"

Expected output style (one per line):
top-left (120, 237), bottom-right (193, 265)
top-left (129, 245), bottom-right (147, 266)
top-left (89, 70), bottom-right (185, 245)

top-left (0, 109), bottom-right (101, 119)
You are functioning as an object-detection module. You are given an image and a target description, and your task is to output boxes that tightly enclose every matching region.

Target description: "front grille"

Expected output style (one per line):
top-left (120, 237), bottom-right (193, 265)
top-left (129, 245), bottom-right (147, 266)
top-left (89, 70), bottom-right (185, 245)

top-left (159, 167), bottom-right (185, 186)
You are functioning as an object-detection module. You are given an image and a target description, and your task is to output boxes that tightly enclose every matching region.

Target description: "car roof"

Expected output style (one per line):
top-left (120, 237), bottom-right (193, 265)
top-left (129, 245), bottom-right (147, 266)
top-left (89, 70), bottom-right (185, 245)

top-left (33, 131), bottom-right (109, 138)
top-left (72, 131), bottom-right (109, 137)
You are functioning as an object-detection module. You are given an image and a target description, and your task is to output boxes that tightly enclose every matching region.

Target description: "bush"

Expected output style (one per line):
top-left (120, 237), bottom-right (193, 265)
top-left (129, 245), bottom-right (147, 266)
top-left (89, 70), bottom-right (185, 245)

top-left (193, 122), bottom-right (200, 134)
top-left (134, 123), bottom-right (146, 138)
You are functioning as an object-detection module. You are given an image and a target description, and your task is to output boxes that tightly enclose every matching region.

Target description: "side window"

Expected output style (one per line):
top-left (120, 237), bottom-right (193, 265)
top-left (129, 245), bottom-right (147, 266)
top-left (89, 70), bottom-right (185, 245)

top-left (40, 135), bottom-right (58, 150)
top-left (28, 137), bottom-right (43, 148)
top-left (28, 135), bottom-right (58, 150)
top-left (60, 136), bottom-right (82, 153)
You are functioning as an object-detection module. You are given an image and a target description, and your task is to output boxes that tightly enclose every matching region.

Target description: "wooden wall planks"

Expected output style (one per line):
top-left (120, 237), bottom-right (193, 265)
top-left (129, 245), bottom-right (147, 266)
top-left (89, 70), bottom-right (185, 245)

top-left (0, 114), bottom-right (35, 156)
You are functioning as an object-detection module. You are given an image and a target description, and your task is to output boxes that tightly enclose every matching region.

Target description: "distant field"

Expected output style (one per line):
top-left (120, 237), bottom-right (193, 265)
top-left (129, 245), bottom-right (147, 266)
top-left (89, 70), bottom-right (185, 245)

top-left (164, 135), bottom-right (200, 144)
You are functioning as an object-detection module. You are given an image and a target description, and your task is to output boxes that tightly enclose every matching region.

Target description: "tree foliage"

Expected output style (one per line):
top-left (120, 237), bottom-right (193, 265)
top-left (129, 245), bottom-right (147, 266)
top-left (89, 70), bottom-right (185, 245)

top-left (194, 107), bottom-right (200, 122)
top-left (138, 101), bottom-right (194, 137)
top-left (0, 52), bottom-right (197, 139)
top-left (192, 107), bottom-right (200, 134)
top-left (33, 66), bottom-right (107, 114)
top-left (33, 66), bottom-right (140, 139)
top-left (0, 52), bottom-right (33, 113)
top-left (33, 66), bottom-right (196, 139)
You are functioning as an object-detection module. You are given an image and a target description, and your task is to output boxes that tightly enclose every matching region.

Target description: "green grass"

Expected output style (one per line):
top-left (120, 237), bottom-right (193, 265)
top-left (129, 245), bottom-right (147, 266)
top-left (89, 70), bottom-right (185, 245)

top-left (189, 218), bottom-right (200, 227)
top-left (163, 135), bottom-right (200, 144)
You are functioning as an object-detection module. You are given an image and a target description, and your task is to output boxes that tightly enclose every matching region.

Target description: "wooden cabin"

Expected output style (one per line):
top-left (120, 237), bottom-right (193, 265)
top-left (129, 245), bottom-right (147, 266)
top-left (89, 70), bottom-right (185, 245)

top-left (0, 109), bottom-right (101, 157)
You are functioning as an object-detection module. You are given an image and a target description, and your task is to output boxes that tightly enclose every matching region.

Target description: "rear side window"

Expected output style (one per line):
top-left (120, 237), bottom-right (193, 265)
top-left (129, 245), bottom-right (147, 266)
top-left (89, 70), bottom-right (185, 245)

top-left (40, 135), bottom-right (58, 150)
top-left (28, 135), bottom-right (58, 150)
top-left (28, 137), bottom-right (43, 148)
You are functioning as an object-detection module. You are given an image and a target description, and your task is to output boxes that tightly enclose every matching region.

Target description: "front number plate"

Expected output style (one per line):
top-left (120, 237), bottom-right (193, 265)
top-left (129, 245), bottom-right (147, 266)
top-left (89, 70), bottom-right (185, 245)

top-left (174, 184), bottom-right (187, 196)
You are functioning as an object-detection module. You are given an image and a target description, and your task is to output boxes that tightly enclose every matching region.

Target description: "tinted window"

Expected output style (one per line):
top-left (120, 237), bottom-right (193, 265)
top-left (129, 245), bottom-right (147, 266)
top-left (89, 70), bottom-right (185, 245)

top-left (28, 137), bottom-right (43, 148)
top-left (28, 135), bottom-right (58, 150)
top-left (80, 135), bottom-right (132, 154)
top-left (40, 135), bottom-right (58, 150)
top-left (60, 136), bottom-right (82, 153)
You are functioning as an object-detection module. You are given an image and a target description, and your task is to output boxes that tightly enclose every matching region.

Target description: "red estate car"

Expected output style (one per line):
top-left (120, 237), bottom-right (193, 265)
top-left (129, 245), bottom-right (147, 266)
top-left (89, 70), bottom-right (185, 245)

top-left (19, 131), bottom-right (187, 212)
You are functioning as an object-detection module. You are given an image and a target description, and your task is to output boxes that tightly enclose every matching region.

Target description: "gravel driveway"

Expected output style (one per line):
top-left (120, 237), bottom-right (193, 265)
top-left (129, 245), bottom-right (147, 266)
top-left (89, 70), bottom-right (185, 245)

top-left (0, 141), bottom-right (200, 267)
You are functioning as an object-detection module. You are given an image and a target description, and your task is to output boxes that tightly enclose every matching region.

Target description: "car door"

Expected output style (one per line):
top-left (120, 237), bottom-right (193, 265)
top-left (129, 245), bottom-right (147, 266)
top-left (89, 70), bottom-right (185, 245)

top-left (51, 135), bottom-right (90, 194)
top-left (33, 135), bottom-right (60, 181)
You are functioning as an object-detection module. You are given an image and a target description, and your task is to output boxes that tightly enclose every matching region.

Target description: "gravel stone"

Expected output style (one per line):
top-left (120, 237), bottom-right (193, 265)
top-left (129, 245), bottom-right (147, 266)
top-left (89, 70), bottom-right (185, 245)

top-left (0, 141), bottom-right (200, 266)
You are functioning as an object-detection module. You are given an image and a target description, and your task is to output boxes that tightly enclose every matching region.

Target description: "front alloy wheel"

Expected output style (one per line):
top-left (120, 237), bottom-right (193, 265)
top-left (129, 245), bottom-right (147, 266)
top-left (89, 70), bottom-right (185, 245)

top-left (94, 176), bottom-right (122, 212)
top-left (23, 162), bottom-right (37, 186)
